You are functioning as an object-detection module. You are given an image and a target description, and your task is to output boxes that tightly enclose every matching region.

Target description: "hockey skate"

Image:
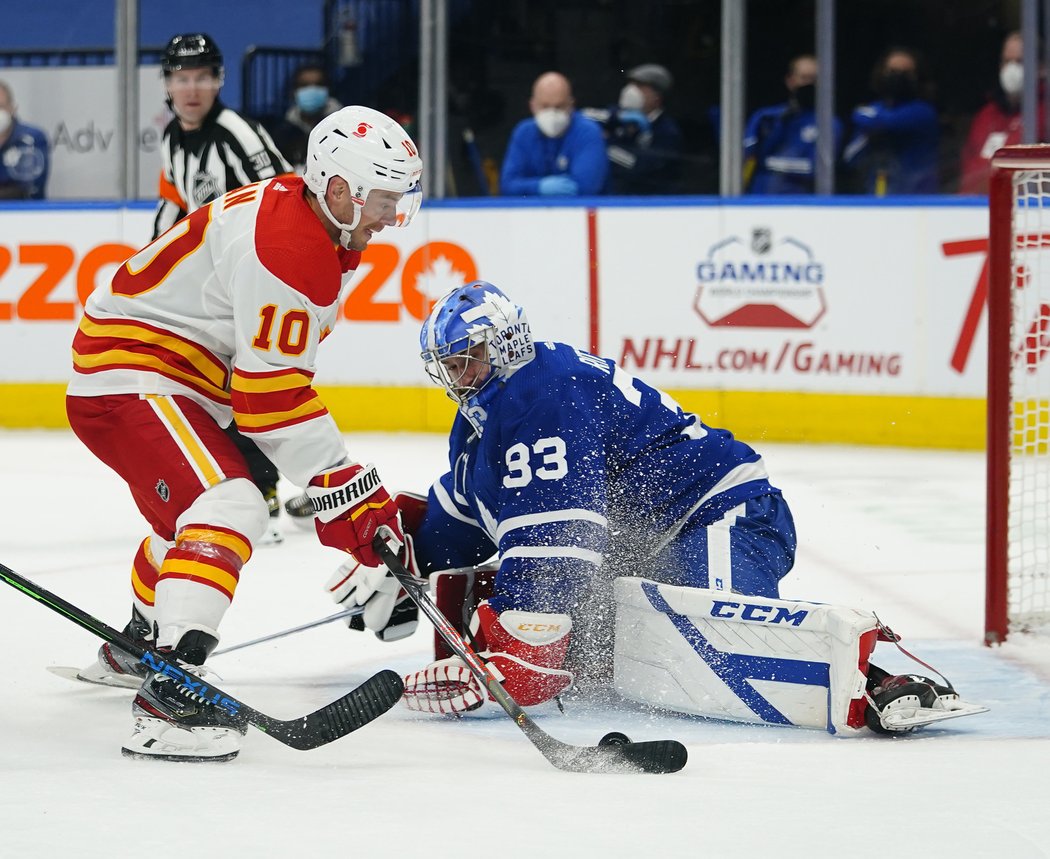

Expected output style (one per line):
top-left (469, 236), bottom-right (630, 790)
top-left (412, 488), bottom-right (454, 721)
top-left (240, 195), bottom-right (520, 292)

top-left (122, 631), bottom-right (245, 762)
top-left (864, 664), bottom-right (989, 735)
top-left (73, 607), bottom-right (153, 689)
top-left (257, 486), bottom-right (285, 546)
top-left (284, 491), bottom-right (316, 531)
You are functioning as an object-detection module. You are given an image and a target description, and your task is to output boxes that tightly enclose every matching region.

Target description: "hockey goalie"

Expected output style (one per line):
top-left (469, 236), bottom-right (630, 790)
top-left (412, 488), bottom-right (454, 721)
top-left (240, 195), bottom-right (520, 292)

top-left (326, 281), bottom-right (987, 736)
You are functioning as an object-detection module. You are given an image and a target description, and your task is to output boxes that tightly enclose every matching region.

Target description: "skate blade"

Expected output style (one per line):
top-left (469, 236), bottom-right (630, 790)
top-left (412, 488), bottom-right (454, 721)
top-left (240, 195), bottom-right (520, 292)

top-left (880, 701), bottom-right (989, 731)
top-left (121, 747), bottom-right (239, 763)
top-left (47, 665), bottom-right (142, 689)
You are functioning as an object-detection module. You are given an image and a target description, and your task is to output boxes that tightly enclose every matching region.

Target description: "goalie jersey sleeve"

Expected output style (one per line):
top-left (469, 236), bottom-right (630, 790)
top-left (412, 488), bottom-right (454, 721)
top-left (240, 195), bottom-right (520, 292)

top-left (71, 176), bottom-right (358, 488)
top-left (414, 342), bottom-right (777, 615)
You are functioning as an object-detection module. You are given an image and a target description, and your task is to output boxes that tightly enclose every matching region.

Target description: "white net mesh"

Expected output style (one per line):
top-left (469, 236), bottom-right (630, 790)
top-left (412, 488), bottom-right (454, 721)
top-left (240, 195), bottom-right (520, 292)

top-left (1008, 170), bottom-right (1050, 634)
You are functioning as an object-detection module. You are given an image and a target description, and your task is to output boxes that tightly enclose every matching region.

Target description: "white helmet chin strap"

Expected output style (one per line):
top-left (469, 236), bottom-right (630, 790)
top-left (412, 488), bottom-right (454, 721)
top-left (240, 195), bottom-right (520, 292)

top-left (316, 187), bottom-right (360, 249)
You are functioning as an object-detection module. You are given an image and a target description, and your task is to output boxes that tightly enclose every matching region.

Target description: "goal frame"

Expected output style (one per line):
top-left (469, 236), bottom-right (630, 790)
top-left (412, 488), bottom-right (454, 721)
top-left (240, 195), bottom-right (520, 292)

top-left (986, 145), bottom-right (1050, 644)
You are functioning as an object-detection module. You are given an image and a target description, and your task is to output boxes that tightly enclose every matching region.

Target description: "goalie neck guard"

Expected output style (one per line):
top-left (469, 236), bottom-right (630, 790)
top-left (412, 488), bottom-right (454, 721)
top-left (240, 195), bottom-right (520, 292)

top-left (303, 105), bottom-right (423, 248)
top-left (420, 281), bottom-right (535, 435)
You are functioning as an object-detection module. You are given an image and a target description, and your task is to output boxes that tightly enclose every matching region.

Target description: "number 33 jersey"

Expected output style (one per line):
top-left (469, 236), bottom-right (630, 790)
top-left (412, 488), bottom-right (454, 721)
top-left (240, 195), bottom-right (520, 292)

top-left (68, 176), bottom-right (359, 487)
top-left (418, 342), bottom-right (782, 607)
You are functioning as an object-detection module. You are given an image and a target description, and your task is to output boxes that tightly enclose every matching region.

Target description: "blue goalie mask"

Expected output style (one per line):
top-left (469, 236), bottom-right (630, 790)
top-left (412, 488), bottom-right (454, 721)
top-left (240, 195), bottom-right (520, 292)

top-left (420, 281), bottom-right (535, 433)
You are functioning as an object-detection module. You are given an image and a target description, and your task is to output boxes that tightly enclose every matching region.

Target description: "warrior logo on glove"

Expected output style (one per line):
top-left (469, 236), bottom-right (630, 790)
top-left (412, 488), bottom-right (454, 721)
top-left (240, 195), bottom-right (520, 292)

top-left (310, 466), bottom-right (380, 513)
top-left (307, 462), bottom-right (403, 568)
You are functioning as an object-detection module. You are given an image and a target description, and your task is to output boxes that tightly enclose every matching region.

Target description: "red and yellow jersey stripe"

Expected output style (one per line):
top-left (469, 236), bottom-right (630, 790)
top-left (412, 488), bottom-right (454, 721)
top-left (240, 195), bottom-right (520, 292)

top-left (72, 312), bottom-right (231, 405)
top-left (230, 365), bottom-right (329, 433)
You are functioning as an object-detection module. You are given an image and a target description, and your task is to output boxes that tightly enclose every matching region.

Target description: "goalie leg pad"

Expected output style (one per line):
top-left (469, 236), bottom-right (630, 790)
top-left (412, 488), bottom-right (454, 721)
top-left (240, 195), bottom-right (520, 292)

top-left (613, 577), bottom-right (878, 734)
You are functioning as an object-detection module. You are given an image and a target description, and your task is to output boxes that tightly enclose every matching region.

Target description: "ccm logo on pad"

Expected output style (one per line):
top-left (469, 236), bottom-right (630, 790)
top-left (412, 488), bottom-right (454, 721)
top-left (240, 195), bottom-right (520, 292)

top-left (710, 600), bottom-right (808, 626)
top-left (516, 623), bottom-right (562, 633)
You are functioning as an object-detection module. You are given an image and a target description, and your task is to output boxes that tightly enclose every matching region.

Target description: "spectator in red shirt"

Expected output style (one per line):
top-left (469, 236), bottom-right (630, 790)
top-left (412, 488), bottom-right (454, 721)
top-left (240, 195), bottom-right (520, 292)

top-left (958, 31), bottom-right (1044, 194)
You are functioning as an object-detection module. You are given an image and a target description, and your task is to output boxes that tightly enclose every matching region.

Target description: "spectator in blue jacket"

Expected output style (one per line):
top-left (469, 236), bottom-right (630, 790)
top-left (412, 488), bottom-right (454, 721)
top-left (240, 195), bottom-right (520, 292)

top-left (743, 54), bottom-right (842, 194)
top-left (843, 47), bottom-right (939, 195)
top-left (499, 71), bottom-right (607, 197)
top-left (0, 80), bottom-right (49, 200)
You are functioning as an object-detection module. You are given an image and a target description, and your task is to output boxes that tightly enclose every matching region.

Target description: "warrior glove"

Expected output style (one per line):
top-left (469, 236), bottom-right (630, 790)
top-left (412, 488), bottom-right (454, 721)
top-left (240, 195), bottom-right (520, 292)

top-left (307, 462), bottom-right (403, 567)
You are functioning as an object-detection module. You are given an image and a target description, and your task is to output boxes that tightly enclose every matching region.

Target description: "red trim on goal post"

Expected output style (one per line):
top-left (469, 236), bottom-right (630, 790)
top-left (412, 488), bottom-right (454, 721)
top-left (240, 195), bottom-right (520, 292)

top-left (985, 149), bottom-right (1020, 645)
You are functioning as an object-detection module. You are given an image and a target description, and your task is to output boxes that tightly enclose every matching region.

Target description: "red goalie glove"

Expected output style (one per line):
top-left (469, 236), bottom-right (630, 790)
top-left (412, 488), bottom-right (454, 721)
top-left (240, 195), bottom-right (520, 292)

top-left (402, 600), bottom-right (574, 713)
top-left (307, 462), bottom-right (403, 567)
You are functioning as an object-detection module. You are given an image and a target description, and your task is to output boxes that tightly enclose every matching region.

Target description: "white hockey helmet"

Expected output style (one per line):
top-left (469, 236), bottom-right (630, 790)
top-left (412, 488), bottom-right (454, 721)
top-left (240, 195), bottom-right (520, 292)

top-left (304, 105), bottom-right (423, 248)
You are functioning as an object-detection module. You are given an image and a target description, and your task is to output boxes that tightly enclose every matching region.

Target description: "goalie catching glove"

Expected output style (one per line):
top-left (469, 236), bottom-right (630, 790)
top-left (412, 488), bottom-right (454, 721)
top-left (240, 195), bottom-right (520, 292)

top-left (402, 600), bottom-right (574, 714)
top-left (326, 534), bottom-right (421, 642)
top-left (307, 462), bottom-right (402, 567)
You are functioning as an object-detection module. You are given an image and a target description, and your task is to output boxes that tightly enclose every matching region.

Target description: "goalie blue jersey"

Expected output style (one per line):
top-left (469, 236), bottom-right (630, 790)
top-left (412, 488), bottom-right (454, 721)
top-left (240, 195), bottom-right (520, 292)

top-left (414, 341), bottom-right (783, 613)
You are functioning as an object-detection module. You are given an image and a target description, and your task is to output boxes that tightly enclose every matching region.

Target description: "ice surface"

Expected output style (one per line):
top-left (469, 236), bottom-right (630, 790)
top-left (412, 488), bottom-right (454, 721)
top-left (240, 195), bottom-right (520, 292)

top-left (1, 431), bottom-right (1048, 858)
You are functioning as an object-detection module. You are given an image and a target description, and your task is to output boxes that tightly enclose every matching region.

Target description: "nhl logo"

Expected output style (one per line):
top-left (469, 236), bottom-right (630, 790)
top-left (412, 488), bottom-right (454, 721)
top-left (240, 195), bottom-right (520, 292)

top-left (155, 479), bottom-right (170, 502)
top-left (193, 171), bottom-right (221, 207)
top-left (752, 227), bottom-right (772, 256)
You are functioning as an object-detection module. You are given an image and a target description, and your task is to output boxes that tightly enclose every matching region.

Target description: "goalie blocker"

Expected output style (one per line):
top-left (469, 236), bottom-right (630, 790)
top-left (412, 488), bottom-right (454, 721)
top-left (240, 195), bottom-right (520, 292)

top-left (614, 578), bottom-right (987, 735)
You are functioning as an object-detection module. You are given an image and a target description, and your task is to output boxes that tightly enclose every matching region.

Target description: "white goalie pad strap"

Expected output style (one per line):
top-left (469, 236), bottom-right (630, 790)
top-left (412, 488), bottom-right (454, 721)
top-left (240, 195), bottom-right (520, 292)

top-left (613, 578), bottom-right (878, 734)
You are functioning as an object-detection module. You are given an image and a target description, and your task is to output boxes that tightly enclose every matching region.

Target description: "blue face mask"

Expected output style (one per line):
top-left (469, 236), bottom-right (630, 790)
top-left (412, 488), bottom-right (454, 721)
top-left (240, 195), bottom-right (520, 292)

top-left (295, 85), bottom-right (328, 114)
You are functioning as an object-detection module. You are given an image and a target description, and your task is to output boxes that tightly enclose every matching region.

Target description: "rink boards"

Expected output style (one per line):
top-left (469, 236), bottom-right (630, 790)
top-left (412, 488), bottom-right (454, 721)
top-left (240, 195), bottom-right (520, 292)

top-left (0, 196), bottom-right (994, 448)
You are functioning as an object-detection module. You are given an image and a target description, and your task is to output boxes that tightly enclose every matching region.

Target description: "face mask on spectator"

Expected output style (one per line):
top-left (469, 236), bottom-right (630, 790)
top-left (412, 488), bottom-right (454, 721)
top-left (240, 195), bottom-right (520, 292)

top-left (879, 69), bottom-right (917, 102)
top-left (792, 83), bottom-right (816, 111)
top-left (618, 83), bottom-right (645, 111)
top-left (534, 108), bottom-right (570, 138)
top-left (295, 85), bottom-right (329, 114)
top-left (0, 109), bottom-right (11, 135)
top-left (1000, 61), bottom-right (1024, 96)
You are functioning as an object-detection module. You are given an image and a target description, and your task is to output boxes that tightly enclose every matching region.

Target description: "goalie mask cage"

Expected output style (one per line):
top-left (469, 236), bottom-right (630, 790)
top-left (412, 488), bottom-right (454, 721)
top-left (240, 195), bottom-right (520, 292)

top-left (987, 145), bottom-right (1050, 643)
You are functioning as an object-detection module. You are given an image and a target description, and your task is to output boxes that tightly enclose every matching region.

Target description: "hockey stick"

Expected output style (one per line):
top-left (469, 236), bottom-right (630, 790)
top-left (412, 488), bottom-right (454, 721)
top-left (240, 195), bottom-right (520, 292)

top-left (212, 607), bottom-right (362, 657)
top-left (0, 561), bottom-right (403, 751)
top-left (375, 540), bottom-right (687, 774)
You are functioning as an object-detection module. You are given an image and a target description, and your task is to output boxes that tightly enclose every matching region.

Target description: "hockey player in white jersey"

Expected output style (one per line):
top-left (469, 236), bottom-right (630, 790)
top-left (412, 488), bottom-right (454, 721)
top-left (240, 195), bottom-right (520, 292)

top-left (155, 33), bottom-right (301, 541)
top-left (330, 281), bottom-right (987, 735)
top-left (66, 106), bottom-right (422, 761)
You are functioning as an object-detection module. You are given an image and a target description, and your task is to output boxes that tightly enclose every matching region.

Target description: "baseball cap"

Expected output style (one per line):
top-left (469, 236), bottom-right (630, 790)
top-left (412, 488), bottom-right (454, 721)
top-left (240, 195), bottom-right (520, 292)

top-left (626, 63), bottom-right (673, 93)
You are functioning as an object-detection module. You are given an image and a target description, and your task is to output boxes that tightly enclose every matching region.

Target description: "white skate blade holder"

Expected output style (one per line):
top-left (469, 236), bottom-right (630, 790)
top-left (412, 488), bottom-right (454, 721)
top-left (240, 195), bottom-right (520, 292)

top-left (874, 695), bottom-right (989, 732)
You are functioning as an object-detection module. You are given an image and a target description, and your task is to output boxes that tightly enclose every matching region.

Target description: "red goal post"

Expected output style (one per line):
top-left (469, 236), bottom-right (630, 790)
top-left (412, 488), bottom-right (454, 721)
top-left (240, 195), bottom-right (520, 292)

top-left (987, 145), bottom-right (1050, 643)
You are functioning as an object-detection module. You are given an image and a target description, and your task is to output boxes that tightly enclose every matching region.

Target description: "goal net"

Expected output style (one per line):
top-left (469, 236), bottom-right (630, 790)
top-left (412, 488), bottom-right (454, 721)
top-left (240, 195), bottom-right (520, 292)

top-left (987, 145), bottom-right (1050, 643)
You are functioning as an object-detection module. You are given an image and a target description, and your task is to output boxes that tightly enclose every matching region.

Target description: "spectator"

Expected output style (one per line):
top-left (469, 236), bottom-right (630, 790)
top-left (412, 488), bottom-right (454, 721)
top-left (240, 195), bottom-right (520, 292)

top-left (842, 47), bottom-right (939, 195)
top-left (270, 62), bottom-right (343, 173)
top-left (499, 71), bottom-right (607, 197)
top-left (0, 80), bottom-right (49, 200)
top-left (743, 54), bottom-right (842, 194)
top-left (597, 63), bottom-right (684, 195)
top-left (958, 31), bottom-right (1043, 195)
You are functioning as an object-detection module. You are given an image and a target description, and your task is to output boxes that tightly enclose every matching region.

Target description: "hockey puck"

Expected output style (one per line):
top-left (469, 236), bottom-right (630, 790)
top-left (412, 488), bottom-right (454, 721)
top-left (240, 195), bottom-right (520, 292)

top-left (599, 731), bottom-right (631, 747)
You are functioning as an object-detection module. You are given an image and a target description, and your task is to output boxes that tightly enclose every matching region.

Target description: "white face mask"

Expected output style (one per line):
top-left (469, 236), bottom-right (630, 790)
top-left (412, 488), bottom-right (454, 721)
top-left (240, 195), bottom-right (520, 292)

top-left (534, 107), bottom-right (570, 138)
top-left (1000, 61), bottom-right (1024, 96)
top-left (619, 83), bottom-right (645, 111)
top-left (0, 109), bottom-right (12, 135)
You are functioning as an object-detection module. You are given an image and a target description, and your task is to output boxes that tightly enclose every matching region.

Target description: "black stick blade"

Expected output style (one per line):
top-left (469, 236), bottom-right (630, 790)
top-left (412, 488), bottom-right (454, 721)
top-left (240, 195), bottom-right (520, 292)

top-left (255, 670), bottom-right (405, 750)
top-left (615, 740), bottom-right (689, 774)
top-left (531, 729), bottom-right (689, 774)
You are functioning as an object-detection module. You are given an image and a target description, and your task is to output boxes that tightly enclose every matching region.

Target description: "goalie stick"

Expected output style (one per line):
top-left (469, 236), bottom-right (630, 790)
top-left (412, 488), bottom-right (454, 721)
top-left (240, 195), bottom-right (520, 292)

top-left (212, 607), bottom-right (363, 657)
top-left (374, 540), bottom-right (688, 775)
top-left (0, 561), bottom-right (403, 751)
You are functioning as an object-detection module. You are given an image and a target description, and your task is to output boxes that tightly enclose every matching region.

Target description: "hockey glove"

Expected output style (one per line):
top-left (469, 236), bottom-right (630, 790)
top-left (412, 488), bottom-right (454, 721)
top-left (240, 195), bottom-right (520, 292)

top-left (402, 600), bottom-right (574, 714)
top-left (307, 462), bottom-right (403, 567)
top-left (326, 534), bottom-right (421, 642)
top-left (392, 490), bottom-right (428, 536)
